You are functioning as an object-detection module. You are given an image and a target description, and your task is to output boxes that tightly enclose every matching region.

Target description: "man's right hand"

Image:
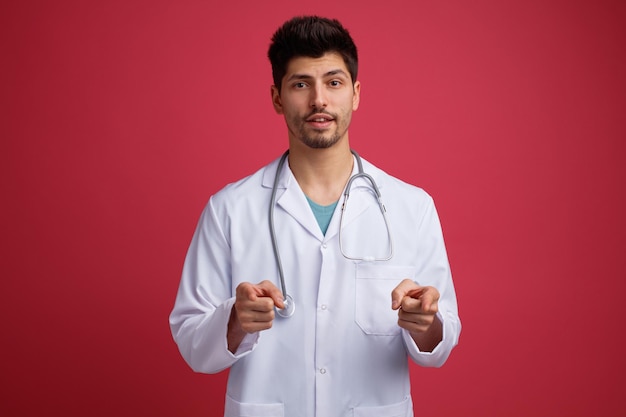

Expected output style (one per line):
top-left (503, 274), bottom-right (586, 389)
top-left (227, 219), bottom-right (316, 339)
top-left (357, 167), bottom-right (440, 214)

top-left (227, 280), bottom-right (284, 352)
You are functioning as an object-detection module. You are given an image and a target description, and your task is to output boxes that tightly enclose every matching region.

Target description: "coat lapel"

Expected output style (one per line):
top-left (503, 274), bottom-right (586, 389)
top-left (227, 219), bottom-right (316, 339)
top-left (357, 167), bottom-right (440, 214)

top-left (262, 156), bottom-right (324, 240)
top-left (325, 155), bottom-right (385, 241)
top-left (262, 153), bottom-right (385, 242)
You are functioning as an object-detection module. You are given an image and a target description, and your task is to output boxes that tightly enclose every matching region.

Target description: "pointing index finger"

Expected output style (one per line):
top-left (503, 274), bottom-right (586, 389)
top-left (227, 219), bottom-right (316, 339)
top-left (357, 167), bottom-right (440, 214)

top-left (257, 280), bottom-right (285, 309)
top-left (407, 288), bottom-right (425, 299)
top-left (416, 287), bottom-right (440, 313)
top-left (391, 279), bottom-right (422, 310)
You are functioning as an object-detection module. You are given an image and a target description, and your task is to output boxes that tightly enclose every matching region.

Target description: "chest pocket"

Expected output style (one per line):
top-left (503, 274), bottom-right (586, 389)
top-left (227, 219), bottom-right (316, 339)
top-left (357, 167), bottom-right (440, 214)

top-left (355, 264), bottom-right (417, 336)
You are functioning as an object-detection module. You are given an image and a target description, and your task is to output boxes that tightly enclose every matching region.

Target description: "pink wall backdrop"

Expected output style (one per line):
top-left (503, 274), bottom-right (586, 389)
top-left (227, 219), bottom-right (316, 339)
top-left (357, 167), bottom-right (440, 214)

top-left (2, 0), bottom-right (625, 416)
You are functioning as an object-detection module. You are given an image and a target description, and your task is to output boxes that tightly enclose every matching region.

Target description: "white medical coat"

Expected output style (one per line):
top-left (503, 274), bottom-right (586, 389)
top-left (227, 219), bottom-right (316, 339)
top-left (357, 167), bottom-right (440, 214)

top-left (170, 154), bottom-right (461, 417)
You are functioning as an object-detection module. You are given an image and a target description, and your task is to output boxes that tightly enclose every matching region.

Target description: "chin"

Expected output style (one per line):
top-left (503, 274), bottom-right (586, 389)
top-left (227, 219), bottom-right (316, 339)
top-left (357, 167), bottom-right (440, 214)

top-left (300, 134), bottom-right (341, 149)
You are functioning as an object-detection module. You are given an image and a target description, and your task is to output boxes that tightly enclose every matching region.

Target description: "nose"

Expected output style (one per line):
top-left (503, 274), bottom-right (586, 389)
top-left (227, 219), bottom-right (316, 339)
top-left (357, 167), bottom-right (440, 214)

top-left (310, 83), bottom-right (327, 109)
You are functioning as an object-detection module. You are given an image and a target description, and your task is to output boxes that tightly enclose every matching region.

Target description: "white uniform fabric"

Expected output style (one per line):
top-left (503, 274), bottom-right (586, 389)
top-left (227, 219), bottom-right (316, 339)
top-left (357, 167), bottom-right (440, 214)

top-left (170, 154), bottom-right (461, 417)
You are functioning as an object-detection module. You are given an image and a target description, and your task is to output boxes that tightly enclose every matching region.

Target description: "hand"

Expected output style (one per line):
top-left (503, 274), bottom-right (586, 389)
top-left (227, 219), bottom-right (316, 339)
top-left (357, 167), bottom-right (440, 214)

top-left (391, 279), bottom-right (443, 351)
top-left (227, 280), bottom-right (285, 353)
top-left (233, 280), bottom-right (285, 333)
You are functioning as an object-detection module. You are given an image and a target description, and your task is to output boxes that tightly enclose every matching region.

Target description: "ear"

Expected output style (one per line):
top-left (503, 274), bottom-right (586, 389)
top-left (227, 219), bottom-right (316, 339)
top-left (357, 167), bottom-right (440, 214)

top-left (271, 85), bottom-right (283, 115)
top-left (352, 80), bottom-right (361, 111)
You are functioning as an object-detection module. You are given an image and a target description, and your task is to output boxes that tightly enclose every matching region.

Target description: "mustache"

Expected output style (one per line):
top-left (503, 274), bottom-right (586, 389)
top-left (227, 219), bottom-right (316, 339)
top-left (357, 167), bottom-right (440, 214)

top-left (304, 109), bottom-right (336, 119)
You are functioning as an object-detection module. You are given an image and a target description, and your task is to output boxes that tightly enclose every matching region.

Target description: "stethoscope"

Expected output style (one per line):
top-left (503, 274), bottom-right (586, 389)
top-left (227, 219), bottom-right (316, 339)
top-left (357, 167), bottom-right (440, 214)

top-left (269, 149), bottom-right (394, 318)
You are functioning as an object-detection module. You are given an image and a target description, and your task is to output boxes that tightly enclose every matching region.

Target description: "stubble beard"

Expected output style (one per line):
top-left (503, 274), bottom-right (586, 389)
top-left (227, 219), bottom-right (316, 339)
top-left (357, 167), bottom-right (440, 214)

top-left (296, 111), bottom-right (349, 149)
top-left (298, 129), bottom-right (342, 149)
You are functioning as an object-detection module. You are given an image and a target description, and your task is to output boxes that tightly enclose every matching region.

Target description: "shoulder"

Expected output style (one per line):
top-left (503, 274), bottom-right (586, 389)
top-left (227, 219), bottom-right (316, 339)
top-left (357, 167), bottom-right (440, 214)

top-left (207, 156), bottom-right (281, 211)
top-left (361, 157), bottom-right (441, 231)
top-left (361, 157), bottom-right (433, 204)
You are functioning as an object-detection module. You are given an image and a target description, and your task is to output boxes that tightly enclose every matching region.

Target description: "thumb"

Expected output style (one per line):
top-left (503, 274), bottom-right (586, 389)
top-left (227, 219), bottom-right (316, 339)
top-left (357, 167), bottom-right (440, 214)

top-left (391, 279), bottom-right (418, 310)
top-left (271, 291), bottom-right (285, 309)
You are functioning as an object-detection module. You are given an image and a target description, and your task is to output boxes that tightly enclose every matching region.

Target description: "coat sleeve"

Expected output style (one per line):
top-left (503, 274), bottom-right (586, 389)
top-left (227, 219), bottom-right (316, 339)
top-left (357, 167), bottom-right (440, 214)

top-left (169, 197), bottom-right (260, 374)
top-left (402, 196), bottom-right (461, 367)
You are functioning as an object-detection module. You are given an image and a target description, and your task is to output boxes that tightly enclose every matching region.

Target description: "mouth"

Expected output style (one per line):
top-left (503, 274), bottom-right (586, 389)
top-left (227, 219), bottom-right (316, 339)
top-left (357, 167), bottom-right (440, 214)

top-left (305, 113), bottom-right (335, 128)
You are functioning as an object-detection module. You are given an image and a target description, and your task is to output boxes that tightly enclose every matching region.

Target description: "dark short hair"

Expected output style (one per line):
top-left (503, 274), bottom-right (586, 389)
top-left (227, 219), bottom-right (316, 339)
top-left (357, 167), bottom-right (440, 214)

top-left (268, 16), bottom-right (358, 92)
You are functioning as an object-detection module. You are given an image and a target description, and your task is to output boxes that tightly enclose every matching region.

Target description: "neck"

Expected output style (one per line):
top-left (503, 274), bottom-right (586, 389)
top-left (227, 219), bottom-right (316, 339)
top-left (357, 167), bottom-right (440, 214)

top-left (288, 144), bottom-right (354, 205)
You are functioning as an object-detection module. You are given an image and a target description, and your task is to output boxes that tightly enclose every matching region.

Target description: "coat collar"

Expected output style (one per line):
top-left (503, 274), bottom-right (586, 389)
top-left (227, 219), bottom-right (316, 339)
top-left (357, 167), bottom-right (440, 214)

top-left (262, 152), bottom-right (385, 242)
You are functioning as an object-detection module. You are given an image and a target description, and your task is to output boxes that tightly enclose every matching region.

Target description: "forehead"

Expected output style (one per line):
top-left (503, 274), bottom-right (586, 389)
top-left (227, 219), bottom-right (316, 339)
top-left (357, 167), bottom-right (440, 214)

top-left (284, 52), bottom-right (350, 79)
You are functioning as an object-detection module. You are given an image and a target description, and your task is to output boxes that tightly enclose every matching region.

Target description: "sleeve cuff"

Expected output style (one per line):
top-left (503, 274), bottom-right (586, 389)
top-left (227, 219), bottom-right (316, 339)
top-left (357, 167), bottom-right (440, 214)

top-left (403, 310), bottom-right (457, 368)
top-left (231, 331), bottom-right (260, 357)
top-left (224, 298), bottom-right (260, 358)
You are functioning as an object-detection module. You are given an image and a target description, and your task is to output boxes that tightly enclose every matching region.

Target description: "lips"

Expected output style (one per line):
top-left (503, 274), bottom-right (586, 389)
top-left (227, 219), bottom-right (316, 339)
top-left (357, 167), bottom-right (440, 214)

top-left (306, 113), bottom-right (334, 123)
top-left (305, 113), bottom-right (335, 128)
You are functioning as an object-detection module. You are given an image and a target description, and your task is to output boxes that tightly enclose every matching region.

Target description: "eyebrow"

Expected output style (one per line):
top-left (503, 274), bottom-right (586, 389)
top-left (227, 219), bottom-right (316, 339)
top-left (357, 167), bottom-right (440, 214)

top-left (286, 69), bottom-right (350, 82)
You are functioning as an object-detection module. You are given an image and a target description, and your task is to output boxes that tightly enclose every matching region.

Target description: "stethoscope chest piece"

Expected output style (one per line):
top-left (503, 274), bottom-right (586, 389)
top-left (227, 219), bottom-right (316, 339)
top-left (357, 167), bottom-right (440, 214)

top-left (275, 294), bottom-right (295, 318)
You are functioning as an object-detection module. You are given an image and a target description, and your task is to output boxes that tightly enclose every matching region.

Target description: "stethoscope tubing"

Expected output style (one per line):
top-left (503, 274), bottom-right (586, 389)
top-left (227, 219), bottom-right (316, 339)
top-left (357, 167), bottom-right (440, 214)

top-left (268, 150), bottom-right (290, 299)
top-left (269, 149), bottom-right (392, 318)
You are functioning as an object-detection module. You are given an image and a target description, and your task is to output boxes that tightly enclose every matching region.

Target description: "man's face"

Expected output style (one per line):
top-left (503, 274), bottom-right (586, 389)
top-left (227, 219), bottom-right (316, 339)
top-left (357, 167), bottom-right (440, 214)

top-left (271, 52), bottom-right (360, 149)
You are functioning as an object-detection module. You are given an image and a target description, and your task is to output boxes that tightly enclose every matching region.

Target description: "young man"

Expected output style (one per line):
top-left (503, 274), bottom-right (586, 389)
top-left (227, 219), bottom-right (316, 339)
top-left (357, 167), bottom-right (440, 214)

top-left (170, 16), bottom-right (461, 417)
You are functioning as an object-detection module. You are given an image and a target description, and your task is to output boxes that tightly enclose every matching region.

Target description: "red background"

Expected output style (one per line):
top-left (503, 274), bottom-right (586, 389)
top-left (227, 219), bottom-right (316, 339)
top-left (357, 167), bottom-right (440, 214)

top-left (2, 1), bottom-right (625, 416)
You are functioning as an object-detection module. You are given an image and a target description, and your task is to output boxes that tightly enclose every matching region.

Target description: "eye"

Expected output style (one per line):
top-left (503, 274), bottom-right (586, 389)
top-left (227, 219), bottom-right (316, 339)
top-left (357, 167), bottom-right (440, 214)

top-left (329, 80), bottom-right (342, 87)
top-left (293, 82), bottom-right (307, 89)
